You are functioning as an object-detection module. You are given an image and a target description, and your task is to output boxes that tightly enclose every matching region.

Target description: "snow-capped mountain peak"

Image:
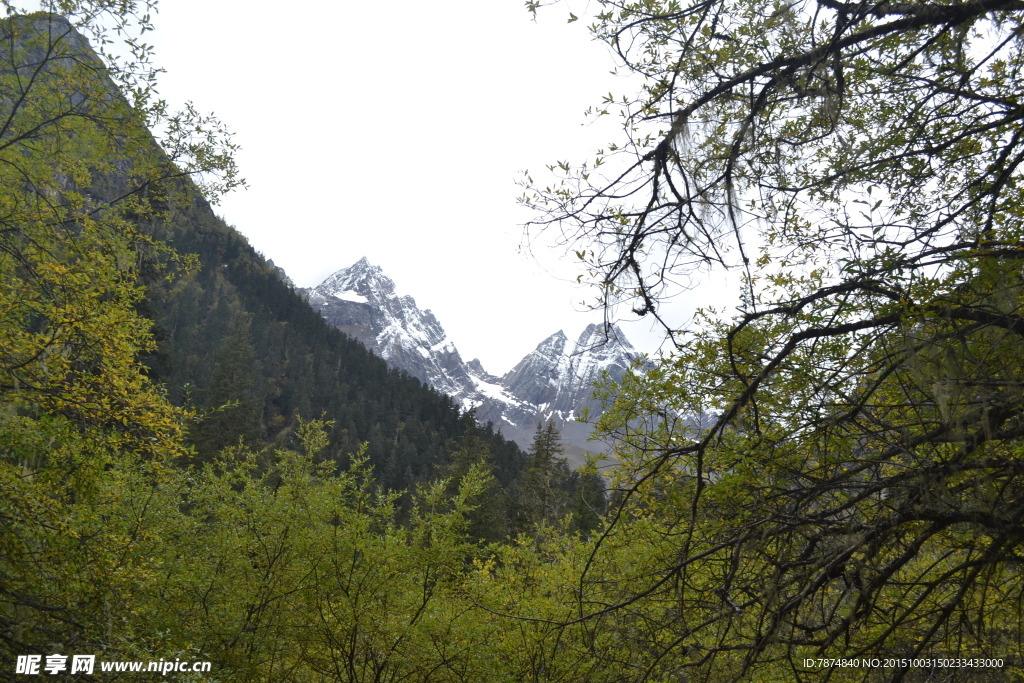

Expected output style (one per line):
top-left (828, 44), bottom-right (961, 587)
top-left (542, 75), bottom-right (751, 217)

top-left (310, 256), bottom-right (395, 306)
top-left (303, 258), bottom-right (643, 464)
top-left (303, 258), bottom-right (471, 398)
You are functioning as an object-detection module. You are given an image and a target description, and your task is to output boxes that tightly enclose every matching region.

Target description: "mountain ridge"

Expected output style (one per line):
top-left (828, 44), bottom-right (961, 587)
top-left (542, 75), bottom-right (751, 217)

top-left (301, 258), bottom-right (643, 464)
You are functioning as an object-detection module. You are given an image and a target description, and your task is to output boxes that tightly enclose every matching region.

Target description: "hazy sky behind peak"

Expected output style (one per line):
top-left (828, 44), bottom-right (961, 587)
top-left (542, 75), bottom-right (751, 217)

top-left (132, 0), bottom-right (738, 373)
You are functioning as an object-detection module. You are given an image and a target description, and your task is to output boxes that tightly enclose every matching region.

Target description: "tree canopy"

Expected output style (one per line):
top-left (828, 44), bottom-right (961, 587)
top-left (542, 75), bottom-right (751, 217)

top-left (522, 0), bottom-right (1024, 676)
top-left (0, 3), bottom-right (243, 663)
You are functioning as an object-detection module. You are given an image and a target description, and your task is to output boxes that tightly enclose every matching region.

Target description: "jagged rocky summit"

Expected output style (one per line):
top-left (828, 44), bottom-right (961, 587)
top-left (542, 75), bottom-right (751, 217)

top-left (300, 258), bottom-right (642, 465)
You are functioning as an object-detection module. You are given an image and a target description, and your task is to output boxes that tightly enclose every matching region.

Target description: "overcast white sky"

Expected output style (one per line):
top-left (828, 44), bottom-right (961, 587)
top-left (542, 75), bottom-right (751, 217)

top-left (136, 0), bottom-right (738, 373)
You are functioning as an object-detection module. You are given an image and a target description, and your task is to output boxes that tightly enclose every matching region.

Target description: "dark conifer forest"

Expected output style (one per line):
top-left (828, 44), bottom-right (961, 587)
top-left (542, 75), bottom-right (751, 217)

top-left (137, 188), bottom-right (526, 492)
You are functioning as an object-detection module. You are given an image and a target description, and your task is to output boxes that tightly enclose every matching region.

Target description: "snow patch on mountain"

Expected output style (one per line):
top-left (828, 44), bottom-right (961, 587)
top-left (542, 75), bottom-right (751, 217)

top-left (333, 291), bottom-right (368, 304)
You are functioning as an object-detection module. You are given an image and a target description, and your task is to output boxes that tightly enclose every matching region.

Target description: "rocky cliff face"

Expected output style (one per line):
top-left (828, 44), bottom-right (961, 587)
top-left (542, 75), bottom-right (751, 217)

top-left (469, 325), bottom-right (641, 461)
top-left (526, 323), bottom-right (636, 416)
top-left (304, 257), bottom-right (476, 399)
top-left (302, 258), bottom-right (643, 464)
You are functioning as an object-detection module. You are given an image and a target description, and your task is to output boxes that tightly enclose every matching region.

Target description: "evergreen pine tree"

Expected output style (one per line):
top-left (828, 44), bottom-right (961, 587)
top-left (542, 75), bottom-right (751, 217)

top-left (520, 420), bottom-right (566, 530)
top-left (442, 434), bottom-right (512, 542)
top-left (191, 321), bottom-right (264, 458)
top-left (567, 468), bottom-right (606, 536)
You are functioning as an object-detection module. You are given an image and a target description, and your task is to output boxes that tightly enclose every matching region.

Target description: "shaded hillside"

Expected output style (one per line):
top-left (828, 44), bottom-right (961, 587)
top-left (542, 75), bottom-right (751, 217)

top-left (135, 194), bottom-right (525, 490)
top-left (0, 11), bottom-right (526, 498)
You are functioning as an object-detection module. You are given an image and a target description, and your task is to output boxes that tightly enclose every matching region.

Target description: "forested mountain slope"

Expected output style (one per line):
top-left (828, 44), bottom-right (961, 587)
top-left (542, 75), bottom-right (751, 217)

top-left (134, 171), bottom-right (526, 492)
top-left (0, 11), bottom-right (527, 492)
